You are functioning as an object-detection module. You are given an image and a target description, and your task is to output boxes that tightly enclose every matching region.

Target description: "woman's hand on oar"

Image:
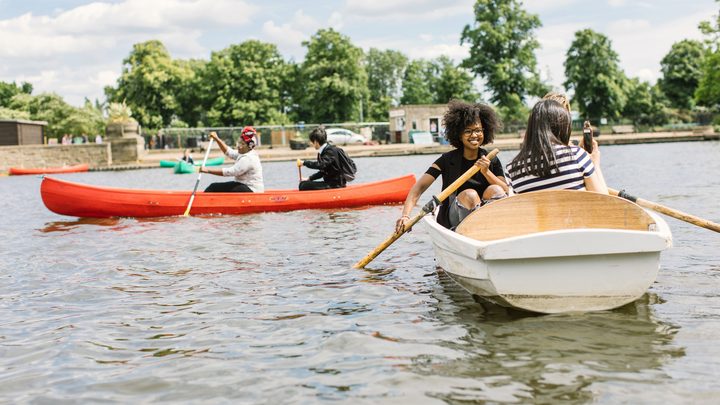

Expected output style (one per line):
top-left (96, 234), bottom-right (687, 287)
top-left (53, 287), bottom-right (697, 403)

top-left (182, 137), bottom-right (214, 217)
top-left (354, 148), bottom-right (500, 269)
top-left (609, 188), bottom-right (720, 233)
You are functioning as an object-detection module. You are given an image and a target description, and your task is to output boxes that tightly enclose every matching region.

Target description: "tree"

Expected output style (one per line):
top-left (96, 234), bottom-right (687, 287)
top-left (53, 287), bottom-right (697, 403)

top-left (298, 28), bottom-right (368, 123)
top-left (201, 40), bottom-right (291, 126)
top-left (0, 80), bottom-right (32, 107)
top-left (7, 92), bottom-right (103, 138)
top-left (696, 5), bottom-right (720, 107)
top-left (400, 60), bottom-right (435, 105)
top-left (105, 40), bottom-right (184, 129)
top-left (174, 58), bottom-right (207, 127)
top-left (365, 48), bottom-right (407, 121)
top-left (564, 29), bottom-right (627, 120)
top-left (623, 79), bottom-right (668, 126)
top-left (658, 40), bottom-right (705, 109)
top-left (461, 0), bottom-right (545, 111)
top-left (433, 56), bottom-right (479, 104)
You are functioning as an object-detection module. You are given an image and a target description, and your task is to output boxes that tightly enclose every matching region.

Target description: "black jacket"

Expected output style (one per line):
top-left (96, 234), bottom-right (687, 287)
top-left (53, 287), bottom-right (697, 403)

top-left (303, 144), bottom-right (346, 187)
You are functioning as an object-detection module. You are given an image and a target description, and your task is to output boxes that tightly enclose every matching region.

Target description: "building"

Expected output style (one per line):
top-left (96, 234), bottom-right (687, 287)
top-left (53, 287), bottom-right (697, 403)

top-left (0, 119), bottom-right (48, 146)
top-left (388, 104), bottom-right (447, 143)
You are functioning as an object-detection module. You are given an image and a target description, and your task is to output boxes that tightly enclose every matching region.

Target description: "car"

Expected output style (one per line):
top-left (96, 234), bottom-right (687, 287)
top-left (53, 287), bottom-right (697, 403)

top-left (325, 128), bottom-right (366, 145)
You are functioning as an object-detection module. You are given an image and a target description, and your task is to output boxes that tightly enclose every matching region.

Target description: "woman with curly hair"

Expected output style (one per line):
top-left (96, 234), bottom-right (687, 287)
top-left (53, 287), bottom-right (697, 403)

top-left (395, 100), bottom-right (509, 231)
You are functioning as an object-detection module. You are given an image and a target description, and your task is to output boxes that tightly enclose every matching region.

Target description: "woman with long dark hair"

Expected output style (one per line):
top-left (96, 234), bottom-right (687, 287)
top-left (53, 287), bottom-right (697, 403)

top-left (396, 100), bottom-right (509, 231)
top-left (506, 99), bottom-right (607, 194)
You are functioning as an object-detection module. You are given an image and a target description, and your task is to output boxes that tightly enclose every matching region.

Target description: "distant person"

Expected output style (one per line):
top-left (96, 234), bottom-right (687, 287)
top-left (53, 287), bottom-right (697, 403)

top-left (82, 134), bottom-right (89, 144)
top-left (506, 99), bottom-right (608, 194)
top-left (180, 148), bottom-right (194, 164)
top-left (200, 127), bottom-right (264, 193)
top-left (61, 134), bottom-right (70, 145)
top-left (395, 100), bottom-right (509, 232)
top-left (95, 134), bottom-right (102, 144)
top-left (297, 126), bottom-right (348, 191)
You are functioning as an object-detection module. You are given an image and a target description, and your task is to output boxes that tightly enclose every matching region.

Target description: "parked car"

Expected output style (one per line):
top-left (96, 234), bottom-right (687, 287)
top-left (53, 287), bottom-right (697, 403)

top-left (325, 128), bottom-right (366, 145)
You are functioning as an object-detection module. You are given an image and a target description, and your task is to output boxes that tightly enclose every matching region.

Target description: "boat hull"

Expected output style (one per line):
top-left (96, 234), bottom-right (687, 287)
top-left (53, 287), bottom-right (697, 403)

top-left (424, 191), bottom-right (673, 314)
top-left (9, 164), bottom-right (89, 175)
top-left (41, 174), bottom-right (415, 218)
top-left (159, 157), bottom-right (224, 168)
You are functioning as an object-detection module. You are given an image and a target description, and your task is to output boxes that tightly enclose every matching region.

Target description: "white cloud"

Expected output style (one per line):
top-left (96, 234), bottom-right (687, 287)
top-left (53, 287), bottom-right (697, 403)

top-left (261, 10), bottom-right (324, 60)
top-left (608, 0), bottom-right (626, 7)
top-left (524, 0), bottom-right (578, 12)
top-left (344, 0), bottom-right (473, 21)
top-left (357, 35), bottom-right (469, 62)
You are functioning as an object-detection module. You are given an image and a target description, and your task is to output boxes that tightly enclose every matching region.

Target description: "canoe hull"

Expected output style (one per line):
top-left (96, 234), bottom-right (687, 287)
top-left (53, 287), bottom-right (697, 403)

top-left (424, 191), bottom-right (673, 314)
top-left (160, 156), bottom-right (224, 168)
top-left (9, 164), bottom-right (89, 175)
top-left (41, 174), bottom-right (415, 218)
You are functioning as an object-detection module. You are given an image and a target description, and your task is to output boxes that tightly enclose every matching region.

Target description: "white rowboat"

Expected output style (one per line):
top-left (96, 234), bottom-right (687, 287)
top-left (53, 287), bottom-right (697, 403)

top-left (424, 190), bottom-right (672, 314)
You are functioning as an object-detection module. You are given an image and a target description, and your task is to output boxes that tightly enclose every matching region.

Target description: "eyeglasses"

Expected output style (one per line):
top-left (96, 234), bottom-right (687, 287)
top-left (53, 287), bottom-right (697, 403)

top-left (462, 128), bottom-right (484, 137)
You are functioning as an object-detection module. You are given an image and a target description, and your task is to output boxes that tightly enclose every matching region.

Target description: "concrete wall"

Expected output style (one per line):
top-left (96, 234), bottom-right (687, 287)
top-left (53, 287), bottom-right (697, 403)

top-left (0, 144), bottom-right (111, 171)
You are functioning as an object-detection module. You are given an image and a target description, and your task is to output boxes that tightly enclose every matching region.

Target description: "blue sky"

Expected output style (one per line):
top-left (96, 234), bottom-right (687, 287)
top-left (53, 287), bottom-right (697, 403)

top-left (0, 0), bottom-right (716, 106)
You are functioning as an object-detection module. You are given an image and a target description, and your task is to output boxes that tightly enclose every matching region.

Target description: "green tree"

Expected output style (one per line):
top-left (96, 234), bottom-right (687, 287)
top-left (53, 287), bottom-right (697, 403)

top-left (623, 79), bottom-right (668, 126)
top-left (400, 59), bottom-right (435, 105)
top-left (658, 40), bottom-right (705, 109)
top-left (696, 5), bottom-right (720, 107)
top-left (365, 48), bottom-right (408, 121)
top-left (7, 92), bottom-right (103, 138)
top-left (201, 40), bottom-right (291, 126)
top-left (461, 0), bottom-right (545, 111)
top-left (298, 28), bottom-right (368, 123)
top-left (174, 58), bottom-right (207, 127)
top-left (564, 29), bottom-right (627, 120)
top-left (433, 55), bottom-right (479, 104)
top-left (0, 107), bottom-right (30, 119)
top-left (0, 80), bottom-right (32, 107)
top-left (105, 40), bottom-right (184, 129)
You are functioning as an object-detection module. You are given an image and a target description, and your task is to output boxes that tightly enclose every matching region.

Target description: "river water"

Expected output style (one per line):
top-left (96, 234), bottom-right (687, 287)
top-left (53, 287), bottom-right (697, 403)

top-left (1, 141), bottom-right (718, 403)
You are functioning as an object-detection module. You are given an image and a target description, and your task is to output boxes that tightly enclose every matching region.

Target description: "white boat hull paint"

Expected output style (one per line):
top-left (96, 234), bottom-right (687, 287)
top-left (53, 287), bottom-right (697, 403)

top-left (424, 210), bottom-right (672, 314)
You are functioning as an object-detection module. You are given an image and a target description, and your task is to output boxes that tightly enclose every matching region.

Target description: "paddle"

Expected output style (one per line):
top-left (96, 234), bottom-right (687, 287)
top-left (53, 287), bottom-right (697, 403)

top-left (182, 138), bottom-right (214, 217)
top-left (354, 148), bottom-right (500, 269)
top-left (296, 159), bottom-right (303, 182)
top-left (609, 188), bottom-right (720, 233)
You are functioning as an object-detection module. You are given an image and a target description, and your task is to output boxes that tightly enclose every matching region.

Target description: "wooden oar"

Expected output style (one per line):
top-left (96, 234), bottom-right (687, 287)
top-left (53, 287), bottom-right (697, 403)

top-left (182, 138), bottom-right (214, 217)
top-left (354, 148), bottom-right (500, 268)
top-left (296, 159), bottom-right (303, 182)
top-left (609, 188), bottom-right (720, 233)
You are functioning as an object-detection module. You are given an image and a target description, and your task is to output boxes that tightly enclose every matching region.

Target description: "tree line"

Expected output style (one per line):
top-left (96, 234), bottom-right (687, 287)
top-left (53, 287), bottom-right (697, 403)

top-left (2, 0), bottom-right (720, 138)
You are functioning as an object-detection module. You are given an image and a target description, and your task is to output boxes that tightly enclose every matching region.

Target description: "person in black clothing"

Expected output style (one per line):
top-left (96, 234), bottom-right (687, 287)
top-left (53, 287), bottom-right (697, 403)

top-left (180, 148), bottom-right (194, 164)
top-left (395, 100), bottom-right (509, 232)
top-left (298, 126), bottom-right (347, 191)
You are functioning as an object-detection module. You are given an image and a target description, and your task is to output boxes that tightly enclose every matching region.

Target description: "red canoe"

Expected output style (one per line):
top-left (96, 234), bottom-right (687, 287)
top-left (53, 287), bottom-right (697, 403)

top-left (10, 164), bottom-right (89, 176)
top-left (41, 174), bottom-right (416, 218)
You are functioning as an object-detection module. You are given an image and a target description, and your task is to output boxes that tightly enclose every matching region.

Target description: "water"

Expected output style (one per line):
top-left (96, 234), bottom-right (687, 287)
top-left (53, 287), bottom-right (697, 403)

top-left (1, 141), bottom-right (719, 403)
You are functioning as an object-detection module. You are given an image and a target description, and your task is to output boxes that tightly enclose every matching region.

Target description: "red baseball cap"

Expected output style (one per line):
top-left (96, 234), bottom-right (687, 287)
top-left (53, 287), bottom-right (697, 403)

top-left (240, 126), bottom-right (256, 144)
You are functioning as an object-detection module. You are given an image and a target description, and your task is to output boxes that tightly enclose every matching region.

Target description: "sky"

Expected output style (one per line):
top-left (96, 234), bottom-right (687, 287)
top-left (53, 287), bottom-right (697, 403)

top-left (0, 0), bottom-right (717, 106)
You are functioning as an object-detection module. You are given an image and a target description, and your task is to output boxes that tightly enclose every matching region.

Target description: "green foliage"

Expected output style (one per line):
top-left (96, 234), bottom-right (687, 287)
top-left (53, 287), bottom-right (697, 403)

top-left (298, 28), bottom-right (368, 123)
top-left (658, 40), bottom-right (705, 109)
top-left (0, 81), bottom-right (32, 107)
top-left (564, 29), bottom-right (627, 120)
top-left (400, 60), bottom-right (435, 105)
top-left (7, 92), bottom-right (104, 138)
top-left (174, 58), bottom-right (207, 127)
top-left (107, 101), bottom-right (133, 123)
top-left (400, 57), bottom-right (479, 105)
top-left (366, 48), bottom-right (408, 121)
top-left (0, 106), bottom-right (30, 120)
top-left (461, 0), bottom-right (544, 111)
top-left (623, 79), bottom-right (668, 126)
top-left (201, 40), bottom-right (291, 126)
top-left (696, 5), bottom-right (720, 108)
top-left (105, 40), bottom-right (185, 129)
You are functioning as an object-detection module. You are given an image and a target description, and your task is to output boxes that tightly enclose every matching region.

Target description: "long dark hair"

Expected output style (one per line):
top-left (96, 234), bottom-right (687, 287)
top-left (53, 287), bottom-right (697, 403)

top-left (509, 99), bottom-right (572, 177)
top-left (443, 100), bottom-right (501, 149)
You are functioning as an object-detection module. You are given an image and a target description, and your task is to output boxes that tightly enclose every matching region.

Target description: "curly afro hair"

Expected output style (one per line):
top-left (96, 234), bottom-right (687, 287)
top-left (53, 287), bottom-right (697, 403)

top-left (443, 100), bottom-right (502, 149)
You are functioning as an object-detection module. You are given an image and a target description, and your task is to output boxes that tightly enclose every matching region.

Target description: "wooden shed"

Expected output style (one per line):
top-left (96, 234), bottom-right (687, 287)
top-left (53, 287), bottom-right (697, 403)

top-left (0, 119), bottom-right (48, 145)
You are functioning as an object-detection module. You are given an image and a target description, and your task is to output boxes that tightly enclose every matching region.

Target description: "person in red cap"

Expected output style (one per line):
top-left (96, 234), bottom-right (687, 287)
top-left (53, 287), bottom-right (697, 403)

top-left (200, 127), bottom-right (264, 192)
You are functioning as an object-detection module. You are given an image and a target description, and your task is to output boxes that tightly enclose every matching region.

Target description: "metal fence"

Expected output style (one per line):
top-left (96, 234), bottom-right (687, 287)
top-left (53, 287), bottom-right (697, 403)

top-left (151, 122), bottom-right (391, 150)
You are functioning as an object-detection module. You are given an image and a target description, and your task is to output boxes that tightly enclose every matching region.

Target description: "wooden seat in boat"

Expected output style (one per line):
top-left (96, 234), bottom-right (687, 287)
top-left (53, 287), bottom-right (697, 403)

top-left (456, 190), bottom-right (656, 242)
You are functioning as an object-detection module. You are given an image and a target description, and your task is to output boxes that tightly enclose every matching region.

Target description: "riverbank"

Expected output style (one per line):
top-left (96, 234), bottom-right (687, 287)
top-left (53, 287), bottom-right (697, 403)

top-left (99, 130), bottom-right (719, 171)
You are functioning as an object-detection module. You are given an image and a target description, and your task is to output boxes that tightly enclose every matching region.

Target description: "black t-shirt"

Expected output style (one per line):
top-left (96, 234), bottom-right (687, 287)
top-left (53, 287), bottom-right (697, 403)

top-left (427, 149), bottom-right (505, 196)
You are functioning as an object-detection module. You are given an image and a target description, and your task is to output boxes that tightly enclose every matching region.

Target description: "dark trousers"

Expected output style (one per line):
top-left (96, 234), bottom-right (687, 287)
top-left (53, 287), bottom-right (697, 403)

top-left (299, 180), bottom-right (344, 191)
top-left (204, 181), bottom-right (253, 193)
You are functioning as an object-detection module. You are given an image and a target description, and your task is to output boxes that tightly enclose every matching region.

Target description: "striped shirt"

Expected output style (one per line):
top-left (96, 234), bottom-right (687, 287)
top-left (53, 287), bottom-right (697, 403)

top-left (506, 145), bottom-right (595, 194)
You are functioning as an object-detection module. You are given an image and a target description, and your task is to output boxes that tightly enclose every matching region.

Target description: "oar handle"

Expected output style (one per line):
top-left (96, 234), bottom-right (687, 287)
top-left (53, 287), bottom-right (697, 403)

top-left (609, 187), bottom-right (720, 233)
top-left (354, 148), bottom-right (500, 268)
top-left (183, 138), bottom-right (214, 217)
